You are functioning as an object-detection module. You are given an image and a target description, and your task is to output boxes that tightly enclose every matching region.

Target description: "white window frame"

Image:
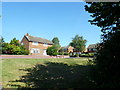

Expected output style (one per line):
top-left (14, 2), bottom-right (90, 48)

top-left (93, 48), bottom-right (97, 51)
top-left (32, 42), bottom-right (38, 45)
top-left (31, 48), bottom-right (40, 53)
top-left (43, 43), bottom-right (48, 47)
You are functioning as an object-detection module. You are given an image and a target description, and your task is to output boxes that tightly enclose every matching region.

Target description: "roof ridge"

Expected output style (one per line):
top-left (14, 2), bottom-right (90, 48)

top-left (28, 35), bottom-right (51, 41)
top-left (25, 34), bottom-right (53, 44)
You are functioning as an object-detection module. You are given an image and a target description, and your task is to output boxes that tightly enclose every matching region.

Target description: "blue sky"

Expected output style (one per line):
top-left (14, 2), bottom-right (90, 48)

top-left (2, 2), bottom-right (101, 47)
top-left (0, 2), bottom-right (2, 35)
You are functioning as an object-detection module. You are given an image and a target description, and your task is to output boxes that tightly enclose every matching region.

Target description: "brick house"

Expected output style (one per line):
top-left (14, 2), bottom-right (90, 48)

top-left (87, 44), bottom-right (98, 53)
top-left (60, 46), bottom-right (74, 53)
top-left (21, 33), bottom-right (53, 55)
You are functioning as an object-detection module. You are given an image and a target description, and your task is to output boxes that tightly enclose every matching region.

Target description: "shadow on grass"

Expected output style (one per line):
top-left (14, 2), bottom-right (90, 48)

top-left (7, 62), bottom-right (95, 89)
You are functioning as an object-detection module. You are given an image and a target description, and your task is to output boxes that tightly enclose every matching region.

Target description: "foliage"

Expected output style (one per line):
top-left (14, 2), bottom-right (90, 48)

top-left (47, 37), bottom-right (61, 56)
top-left (10, 38), bottom-right (20, 46)
top-left (0, 36), bottom-right (4, 54)
top-left (69, 35), bottom-right (87, 52)
top-left (46, 45), bottom-right (58, 56)
top-left (58, 52), bottom-right (63, 55)
top-left (64, 52), bottom-right (69, 55)
top-left (85, 2), bottom-right (120, 37)
top-left (20, 45), bottom-right (29, 55)
top-left (85, 2), bottom-right (120, 87)
top-left (2, 37), bottom-right (29, 55)
top-left (52, 37), bottom-right (61, 49)
top-left (75, 53), bottom-right (79, 57)
top-left (58, 48), bottom-right (64, 55)
top-left (80, 53), bottom-right (94, 57)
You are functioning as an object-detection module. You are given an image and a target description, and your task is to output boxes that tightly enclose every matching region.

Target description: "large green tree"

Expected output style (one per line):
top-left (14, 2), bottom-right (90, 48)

top-left (85, 2), bottom-right (120, 36)
top-left (85, 2), bottom-right (120, 87)
top-left (70, 35), bottom-right (87, 52)
top-left (46, 37), bottom-right (60, 56)
top-left (52, 37), bottom-right (61, 49)
top-left (10, 37), bottom-right (20, 46)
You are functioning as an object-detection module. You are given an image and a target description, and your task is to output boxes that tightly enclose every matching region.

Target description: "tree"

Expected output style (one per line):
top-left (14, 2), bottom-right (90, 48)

top-left (52, 37), bottom-right (61, 49)
top-left (0, 36), bottom-right (4, 54)
top-left (85, 2), bottom-right (120, 37)
top-left (85, 2), bottom-right (120, 87)
top-left (10, 37), bottom-right (20, 46)
top-left (0, 36), bottom-right (4, 43)
top-left (46, 46), bottom-right (58, 56)
top-left (2, 37), bottom-right (29, 55)
top-left (47, 37), bottom-right (61, 56)
top-left (69, 35), bottom-right (87, 52)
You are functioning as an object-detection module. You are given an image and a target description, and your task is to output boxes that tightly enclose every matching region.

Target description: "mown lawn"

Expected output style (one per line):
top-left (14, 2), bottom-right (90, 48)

top-left (2, 57), bottom-right (94, 88)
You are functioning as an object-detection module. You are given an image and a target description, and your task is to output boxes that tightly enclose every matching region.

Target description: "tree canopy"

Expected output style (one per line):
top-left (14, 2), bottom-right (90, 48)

top-left (85, 2), bottom-right (120, 36)
top-left (2, 37), bottom-right (29, 55)
top-left (69, 35), bottom-right (87, 52)
top-left (10, 38), bottom-right (20, 46)
top-left (85, 2), bottom-right (120, 88)
top-left (46, 37), bottom-right (61, 56)
top-left (52, 37), bottom-right (61, 49)
top-left (46, 45), bottom-right (58, 56)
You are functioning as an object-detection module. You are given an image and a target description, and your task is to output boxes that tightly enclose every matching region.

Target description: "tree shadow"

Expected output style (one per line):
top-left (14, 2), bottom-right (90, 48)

top-left (7, 62), bottom-right (95, 89)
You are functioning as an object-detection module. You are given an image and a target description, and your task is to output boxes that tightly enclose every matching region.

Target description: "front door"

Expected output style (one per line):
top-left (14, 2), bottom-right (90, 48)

top-left (43, 49), bottom-right (47, 55)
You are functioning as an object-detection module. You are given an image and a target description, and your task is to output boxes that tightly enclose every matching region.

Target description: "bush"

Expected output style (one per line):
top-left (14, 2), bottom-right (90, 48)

top-left (79, 53), bottom-right (94, 57)
top-left (58, 52), bottom-right (63, 55)
top-left (64, 52), bottom-right (69, 55)
top-left (74, 53), bottom-right (79, 57)
top-left (88, 53), bottom-right (94, 57)
top-left (2, 38), bottom-right (29, 55)
top-left (46, 46), bottom-right (58, 56)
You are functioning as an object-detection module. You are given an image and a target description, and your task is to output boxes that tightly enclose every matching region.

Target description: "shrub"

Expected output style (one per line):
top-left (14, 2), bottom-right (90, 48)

top-left (75, 53), bottom-right (79, 57)
top-left (64, 52), bottom-right (69, 55)
top-left (79, 53), bottom-right (94, 57)
top-left (2, 38), bottom-right (29, 55)
top-left (46, 46), bottom-right (58, 56)
top-left (69, 52), bottom-right (73, 57)
top-left (58, 52), bottom-right (63, 55)
top-left (88, 53), bottom-right (94, 57)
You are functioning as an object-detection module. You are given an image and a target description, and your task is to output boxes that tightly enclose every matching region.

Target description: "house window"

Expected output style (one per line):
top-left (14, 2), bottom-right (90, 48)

top-left (88, 48), bottom-right (92, 51)
top-left (44, 43), bottom-right (48, 47)
top-left (93, 48), bottom-right (97, 51)
top-left (21, 43), bottom-right (24, 45)
top-left (32, 42), bottom-right (38, 45)
top-left (64, 48), bottom-right (68, 52)
top-left (31, 48), bottom-right (40, 53)
top-left (88, 48), bottom-right (91, 51)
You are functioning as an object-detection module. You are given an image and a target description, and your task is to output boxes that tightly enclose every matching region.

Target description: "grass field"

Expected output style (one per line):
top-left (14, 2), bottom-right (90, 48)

top-left (1, 57), bottom-right (94, 88)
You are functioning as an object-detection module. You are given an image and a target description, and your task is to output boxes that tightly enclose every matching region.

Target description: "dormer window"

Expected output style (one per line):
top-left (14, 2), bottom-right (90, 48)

top-left (44, 43), bottom-right (48, 47)
top-left (32, 42), bottom-right (38, 45)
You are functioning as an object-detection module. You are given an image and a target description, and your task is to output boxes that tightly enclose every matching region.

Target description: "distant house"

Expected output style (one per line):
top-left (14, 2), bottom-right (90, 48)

top-left (60, 46), bottom-right (74, 53)
top-left (87, 44), bottom-right (98, 53)
top-left (21, 33), bottom-right (53, 55)
top-left (73, 48), bottom-right (87, 53)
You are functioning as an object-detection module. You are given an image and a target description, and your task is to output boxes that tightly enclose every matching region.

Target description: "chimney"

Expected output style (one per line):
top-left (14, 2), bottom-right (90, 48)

top-left (26, 33), bottom-right (29, 36)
